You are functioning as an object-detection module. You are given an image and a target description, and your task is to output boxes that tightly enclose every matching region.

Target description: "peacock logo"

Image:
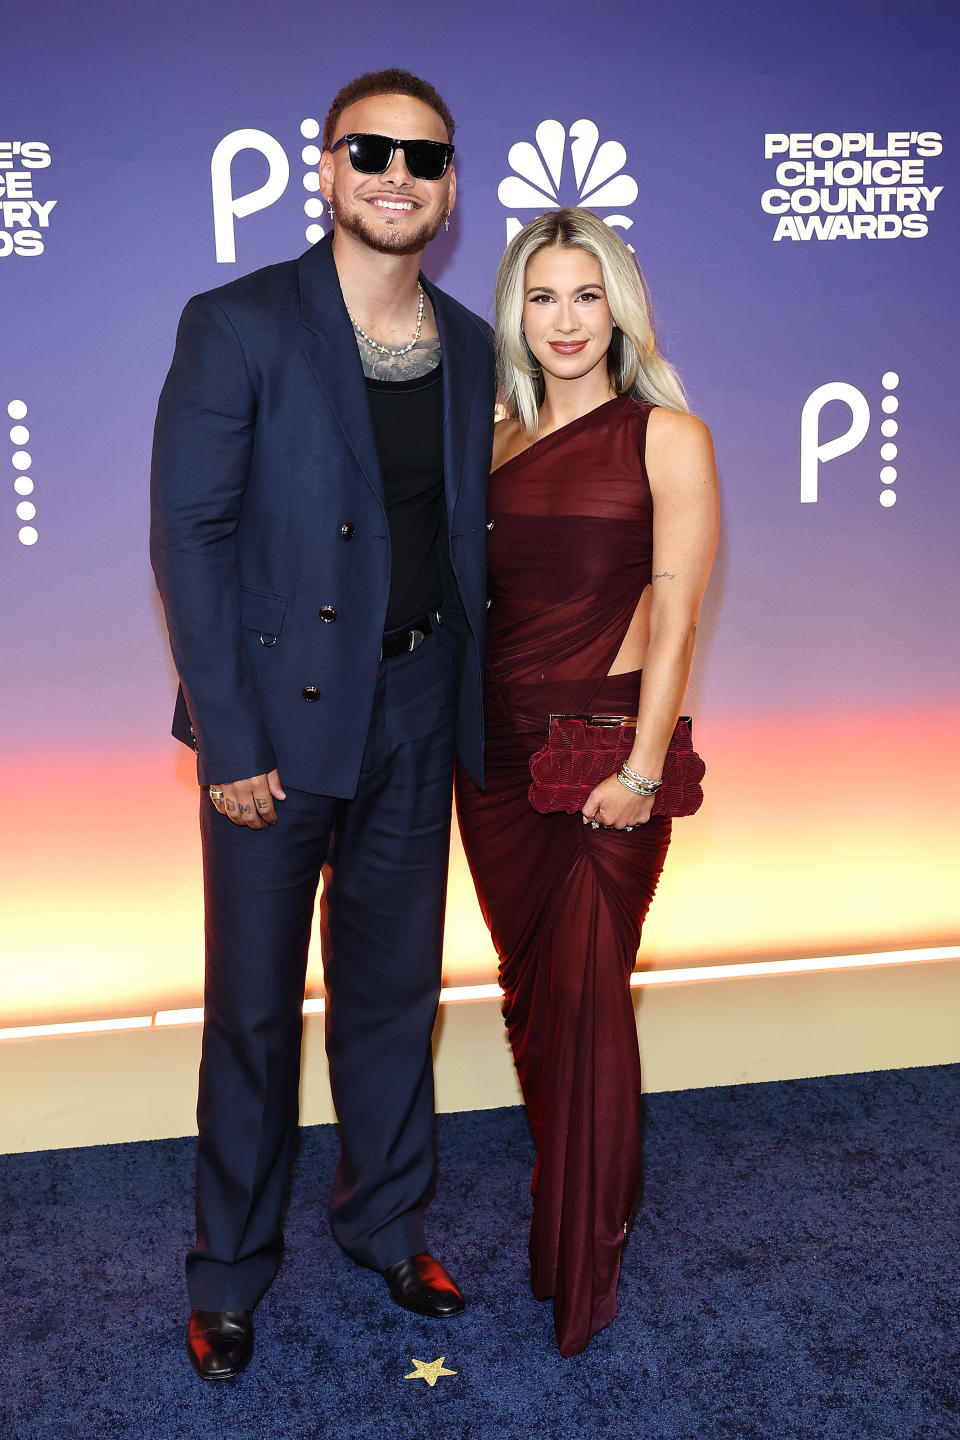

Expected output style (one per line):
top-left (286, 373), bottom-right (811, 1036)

top-left (497, 119), bottom-right (638, 244)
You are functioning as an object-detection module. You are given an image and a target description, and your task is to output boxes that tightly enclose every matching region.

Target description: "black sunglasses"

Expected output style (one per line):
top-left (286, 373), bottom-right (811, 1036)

top-left (330, 132), bottom-right (455, 182)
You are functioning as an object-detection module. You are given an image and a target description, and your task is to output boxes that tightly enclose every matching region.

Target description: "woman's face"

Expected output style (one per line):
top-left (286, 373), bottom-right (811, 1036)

top-left (521, 245), bottom-right (614, 386)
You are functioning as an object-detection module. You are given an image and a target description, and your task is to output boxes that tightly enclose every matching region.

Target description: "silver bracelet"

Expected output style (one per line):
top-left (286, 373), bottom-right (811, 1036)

top-left (616, 772), bottom-right (646, 795)
top-left (621, 760), bottom-right (661, 787)
top-left (618, 764), bottom-right (662, 797)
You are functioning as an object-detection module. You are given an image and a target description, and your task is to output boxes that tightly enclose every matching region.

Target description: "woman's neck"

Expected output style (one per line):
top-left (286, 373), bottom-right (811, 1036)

top-left (537, 374), bottom-right (618, 438)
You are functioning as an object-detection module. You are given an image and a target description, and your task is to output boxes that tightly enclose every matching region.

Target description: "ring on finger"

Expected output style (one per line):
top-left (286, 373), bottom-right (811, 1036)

top-left (209, 787), bottom-right (224, 802)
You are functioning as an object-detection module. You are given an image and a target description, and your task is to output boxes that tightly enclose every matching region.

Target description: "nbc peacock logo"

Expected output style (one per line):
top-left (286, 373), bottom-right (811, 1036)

top-left (497, 120), bottom-right (638, 244)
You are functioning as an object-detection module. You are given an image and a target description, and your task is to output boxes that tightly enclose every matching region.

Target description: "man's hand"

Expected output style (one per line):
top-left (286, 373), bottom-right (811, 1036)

top-left (208, 770), bottom-right (286, 828)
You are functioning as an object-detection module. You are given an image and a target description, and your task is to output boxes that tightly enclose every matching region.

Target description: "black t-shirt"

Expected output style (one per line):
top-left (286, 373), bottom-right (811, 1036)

top-left (365, 364), bottom-right (454, 631)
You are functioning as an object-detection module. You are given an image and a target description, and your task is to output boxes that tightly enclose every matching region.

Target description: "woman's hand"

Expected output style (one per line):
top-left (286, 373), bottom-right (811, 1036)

top-left (581, 773), bottom-right (657, 830)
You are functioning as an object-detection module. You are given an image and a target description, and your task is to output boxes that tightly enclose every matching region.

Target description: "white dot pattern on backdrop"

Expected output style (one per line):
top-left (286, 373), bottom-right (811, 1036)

top-left (878, 372), bottom-right (900, 508)
top-left (9, 399), bottom-right (37, 545)
top-left (300, 122), bottom-right (326, 243)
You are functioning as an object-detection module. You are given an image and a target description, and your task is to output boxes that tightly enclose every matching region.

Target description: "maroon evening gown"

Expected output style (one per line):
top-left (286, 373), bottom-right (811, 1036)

top-left (455, 395), bottom-right (672, 1358)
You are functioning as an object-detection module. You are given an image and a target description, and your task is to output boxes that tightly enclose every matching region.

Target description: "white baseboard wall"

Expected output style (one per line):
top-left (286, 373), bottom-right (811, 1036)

top-left (1, 957), bottom-right (958, 1155)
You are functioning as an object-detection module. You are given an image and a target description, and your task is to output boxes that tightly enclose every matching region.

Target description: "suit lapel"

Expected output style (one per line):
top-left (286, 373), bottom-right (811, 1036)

top-left (422, 277), bottom-right (474, 529)
top-left (298, 236), bottom-right (385, 512)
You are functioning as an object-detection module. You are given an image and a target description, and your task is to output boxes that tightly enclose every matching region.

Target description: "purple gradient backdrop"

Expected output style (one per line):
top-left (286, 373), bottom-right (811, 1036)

top-left (2, 0), bottom-right (958, 740)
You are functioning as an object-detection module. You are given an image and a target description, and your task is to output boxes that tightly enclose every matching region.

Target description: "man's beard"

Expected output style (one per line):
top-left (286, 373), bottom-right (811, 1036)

top-left (331, 192), bottom-right (445, 256)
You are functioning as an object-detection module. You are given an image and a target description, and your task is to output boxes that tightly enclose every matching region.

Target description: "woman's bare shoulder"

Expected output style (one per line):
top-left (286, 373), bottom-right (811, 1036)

top-left (645, 407), bottom-right (717, 496)
top-left (646, 405), bottom-right (713, 453)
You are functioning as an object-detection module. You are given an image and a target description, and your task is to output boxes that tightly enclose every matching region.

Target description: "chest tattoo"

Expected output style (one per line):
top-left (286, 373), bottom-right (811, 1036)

top-left (356, 334), bottom-right (442, 381)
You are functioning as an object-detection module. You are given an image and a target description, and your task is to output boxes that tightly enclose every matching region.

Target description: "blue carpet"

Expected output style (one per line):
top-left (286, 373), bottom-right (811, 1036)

top-left (2, 1065), bottom-right (959, 1439)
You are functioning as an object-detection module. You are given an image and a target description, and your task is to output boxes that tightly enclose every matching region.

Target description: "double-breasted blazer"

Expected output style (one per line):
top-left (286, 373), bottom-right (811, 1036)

top-left (150, 233), bottom-right (495, 796)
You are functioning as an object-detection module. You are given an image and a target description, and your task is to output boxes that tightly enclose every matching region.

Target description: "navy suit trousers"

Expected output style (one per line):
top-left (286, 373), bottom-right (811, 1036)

top-left (186, 623), bottom-right (457, 1310)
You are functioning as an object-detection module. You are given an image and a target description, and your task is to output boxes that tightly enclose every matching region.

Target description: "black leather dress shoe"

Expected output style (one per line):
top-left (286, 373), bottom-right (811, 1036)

top-left (382, 1253), bottom-right (465, 1318)
top-left (186, 1309), bottom-right (254, 1380)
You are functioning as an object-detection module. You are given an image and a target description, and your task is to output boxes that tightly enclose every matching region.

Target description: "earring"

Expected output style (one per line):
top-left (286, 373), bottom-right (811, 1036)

top-left (328, 202), bottom-right (335, 219)
top-left (444, 212), bottom-right (450, 232)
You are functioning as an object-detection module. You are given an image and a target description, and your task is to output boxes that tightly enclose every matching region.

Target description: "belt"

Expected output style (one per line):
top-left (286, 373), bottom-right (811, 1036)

top-left (379, 610), bottom-right (440, 661)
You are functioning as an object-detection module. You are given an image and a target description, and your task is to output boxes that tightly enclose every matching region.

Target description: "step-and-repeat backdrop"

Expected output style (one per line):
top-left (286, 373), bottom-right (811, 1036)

top-left (3, 0), bottom-right (958, 1025)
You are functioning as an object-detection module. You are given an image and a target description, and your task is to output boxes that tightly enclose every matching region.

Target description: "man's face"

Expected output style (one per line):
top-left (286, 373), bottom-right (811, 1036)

top-left (320, 93), bottom-right (456, 257)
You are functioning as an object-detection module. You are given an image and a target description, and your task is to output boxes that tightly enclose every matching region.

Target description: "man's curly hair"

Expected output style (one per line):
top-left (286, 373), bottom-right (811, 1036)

top-left (322, 69), bottom-right (455, 150)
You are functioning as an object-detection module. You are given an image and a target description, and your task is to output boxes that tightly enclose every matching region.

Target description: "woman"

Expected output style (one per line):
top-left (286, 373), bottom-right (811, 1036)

top-left (456, 209), bottom-right (718, 1357)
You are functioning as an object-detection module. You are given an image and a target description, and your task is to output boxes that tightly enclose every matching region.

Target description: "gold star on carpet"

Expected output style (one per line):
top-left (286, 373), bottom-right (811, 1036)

top-left (404, 1356), bottom-right (457, 1388)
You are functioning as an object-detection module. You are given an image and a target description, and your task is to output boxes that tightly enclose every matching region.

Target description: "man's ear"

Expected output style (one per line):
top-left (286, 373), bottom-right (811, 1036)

top-left (318, 149), bottom-right (336, 208)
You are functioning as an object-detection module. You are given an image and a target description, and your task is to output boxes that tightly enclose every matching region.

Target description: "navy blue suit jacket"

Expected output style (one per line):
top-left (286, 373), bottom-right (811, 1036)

top-left (150, 234), bottom-right (494, 796)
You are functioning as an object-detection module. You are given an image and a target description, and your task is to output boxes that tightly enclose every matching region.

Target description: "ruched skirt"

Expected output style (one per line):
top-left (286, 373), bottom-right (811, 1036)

top-left (456, 668), bottom-right (671, 1357)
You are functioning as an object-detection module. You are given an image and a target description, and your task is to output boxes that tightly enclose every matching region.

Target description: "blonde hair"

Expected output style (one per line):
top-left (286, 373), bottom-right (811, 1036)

top-left (495, 208), bottom-right (688, 437)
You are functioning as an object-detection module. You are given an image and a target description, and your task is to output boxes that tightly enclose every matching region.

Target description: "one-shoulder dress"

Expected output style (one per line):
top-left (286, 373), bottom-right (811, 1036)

top-left (455, 395), bottom-right (672, 1358)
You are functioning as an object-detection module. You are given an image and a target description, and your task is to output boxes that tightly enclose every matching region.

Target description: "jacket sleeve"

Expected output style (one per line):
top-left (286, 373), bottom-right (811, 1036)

top-left (149, 292), bottom-right (276, 785)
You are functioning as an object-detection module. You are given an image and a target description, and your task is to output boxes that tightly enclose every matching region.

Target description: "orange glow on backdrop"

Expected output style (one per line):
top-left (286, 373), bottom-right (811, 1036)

top-left (3, 705), bottom-right (958, 1027)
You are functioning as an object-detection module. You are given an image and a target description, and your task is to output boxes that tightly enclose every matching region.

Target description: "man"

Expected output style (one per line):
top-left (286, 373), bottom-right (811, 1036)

top-left (150, 69), bottom-right (494, 1380)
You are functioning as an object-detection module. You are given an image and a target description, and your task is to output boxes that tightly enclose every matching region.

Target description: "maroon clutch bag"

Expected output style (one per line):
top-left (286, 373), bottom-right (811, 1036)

top-left (528, 713), bottom-right (706, 818)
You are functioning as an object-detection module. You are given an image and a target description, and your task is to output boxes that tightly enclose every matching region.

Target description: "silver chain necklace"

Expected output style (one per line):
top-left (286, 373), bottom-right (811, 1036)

top-left (349, 283), bottom-right (425, 356)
